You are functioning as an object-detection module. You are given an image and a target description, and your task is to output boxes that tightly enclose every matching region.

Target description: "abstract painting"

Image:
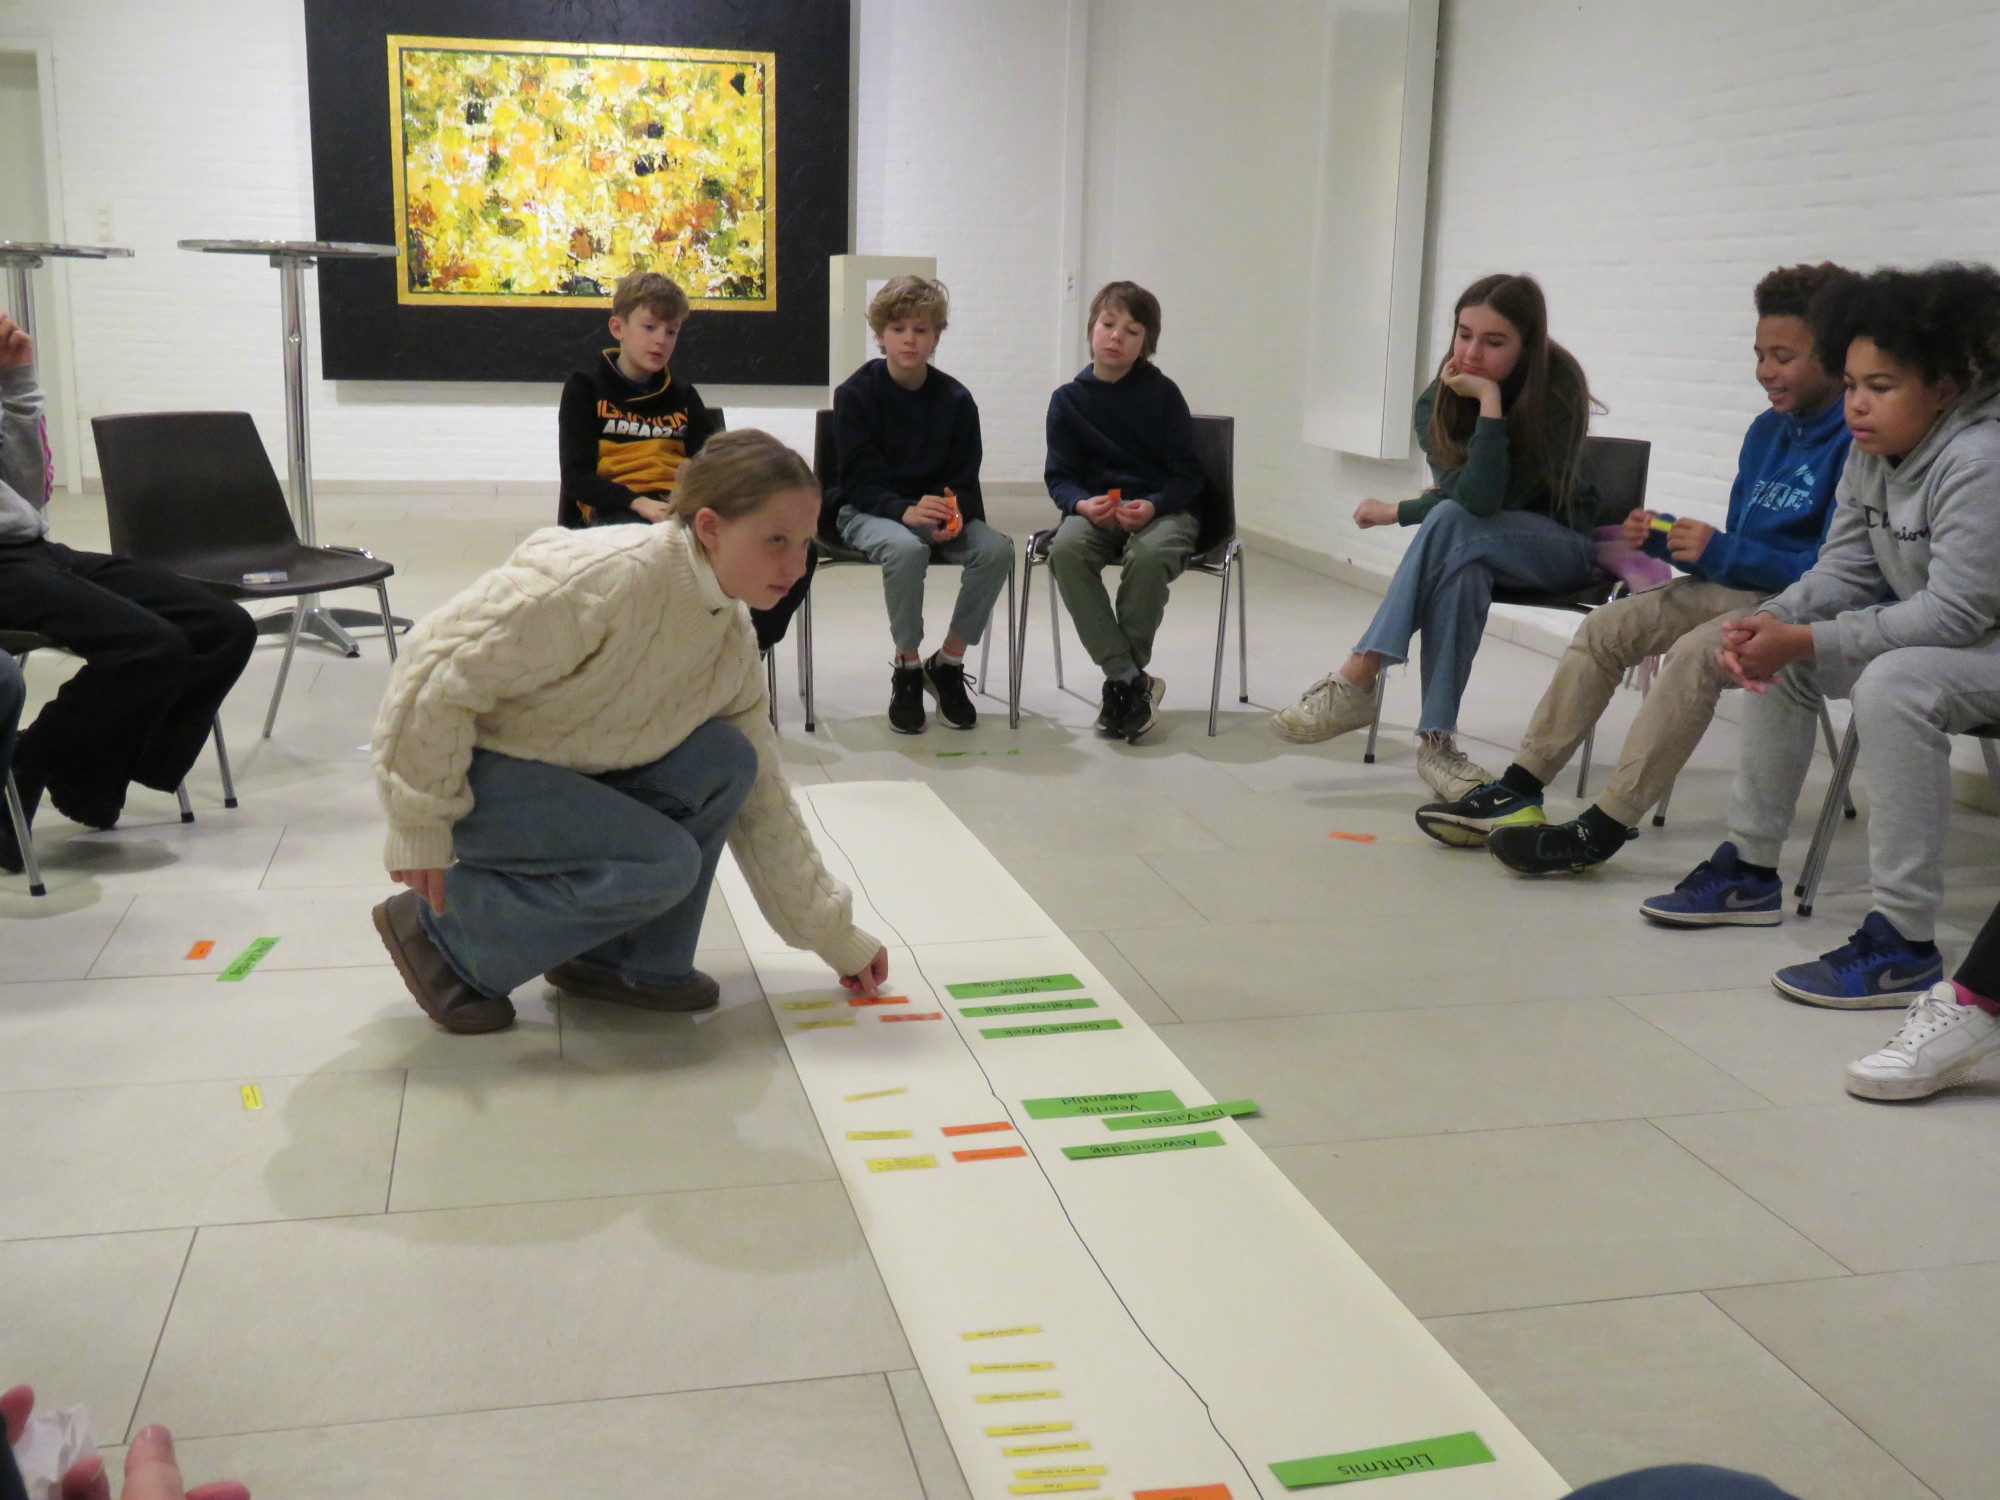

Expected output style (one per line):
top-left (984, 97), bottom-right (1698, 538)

top-left (389, 37), bottom-right (775, 309)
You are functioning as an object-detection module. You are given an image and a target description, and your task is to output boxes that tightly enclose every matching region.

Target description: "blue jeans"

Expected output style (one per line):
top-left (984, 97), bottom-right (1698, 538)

top-left (1567, 1466), bottom-right (1799, 1499)
top-left (1354, 501), bottom-right (1594, 734)
top-left (835, 507), bottom-right (1014, 656)
top-left (421, 720), bottom-right (758, 998)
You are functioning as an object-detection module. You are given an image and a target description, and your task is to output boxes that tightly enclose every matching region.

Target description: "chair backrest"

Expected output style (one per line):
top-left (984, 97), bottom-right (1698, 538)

top-left (92, 412), bottom-right (300, 567)
top-left (1581, 435), bottom-right (1651, 528)
top-left (811, 408), bottom-right (846, 544)
top-left (1190, 414), bottom-right (1236, 557)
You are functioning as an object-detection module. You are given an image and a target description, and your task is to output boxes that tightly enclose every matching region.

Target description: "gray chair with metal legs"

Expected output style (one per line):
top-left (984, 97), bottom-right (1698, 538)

top-left (798, 408), bottom-right (1016, 733)
top-left (0, 629), bottom-right (237, 898)
top-left (1362, 435), bottom-right (1652, 769)
top-left (1010, 414), bottom-right (1248, 735)
top-left (1794, 720), bottom-right (2000, 918)
top-left (91, 412), bottom-right (400, 738)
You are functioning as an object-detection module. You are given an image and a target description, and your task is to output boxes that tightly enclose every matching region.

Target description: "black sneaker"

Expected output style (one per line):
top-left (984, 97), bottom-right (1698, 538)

top-left (888, 662), bottom-right (927, 734)
top-left (1488, 815), bottom-right (1635, 875)
top-left (1413, 781), bottom-right (1545, 848)
top-left (1120, 673), bottom-right (1164, 743)
top-left (921, 651), bottom-right (977, 729)
top-left (1096, 677), bottom-right (1131, 736)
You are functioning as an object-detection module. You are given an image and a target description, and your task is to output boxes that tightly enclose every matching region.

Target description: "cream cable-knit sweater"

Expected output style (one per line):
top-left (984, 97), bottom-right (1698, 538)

top-left (372, 520), bottom-right (882, 977)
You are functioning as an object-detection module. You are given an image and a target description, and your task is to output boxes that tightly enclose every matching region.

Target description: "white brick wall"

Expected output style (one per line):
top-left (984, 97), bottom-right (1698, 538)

top-left (0, 0), bottom-right (1071, 485)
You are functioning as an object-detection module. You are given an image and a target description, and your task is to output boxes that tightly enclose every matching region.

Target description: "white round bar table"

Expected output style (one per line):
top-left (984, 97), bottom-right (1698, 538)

top-left (178, 238), bottom-right (403, 656)
top-left (0, 241), bottom-right (134, 346)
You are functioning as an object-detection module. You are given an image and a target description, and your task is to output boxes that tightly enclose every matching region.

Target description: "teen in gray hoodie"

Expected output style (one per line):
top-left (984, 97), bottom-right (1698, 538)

top-left (1640, 264), bottom-right (2000, 1022)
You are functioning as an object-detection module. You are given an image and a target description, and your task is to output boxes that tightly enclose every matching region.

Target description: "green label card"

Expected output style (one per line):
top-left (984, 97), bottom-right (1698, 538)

top-left (946, 974), bottom-right (1084, 1000)
top-left (1062, 1130), bottom-right (1224, 1161)
top-left (1023, 1091), bottom-right (1185, 1119)
top-left (216, 936), bottom-right (281, 983)
top-left (960, 997), bottom-right (1100, 1018)
top-left (1269, 1432), bottom-right (1494, 1489)
top-left (1102, 1099), bottom-right (1259, 1131)
top-left (982, 1018), bottom-right (1122, 1040)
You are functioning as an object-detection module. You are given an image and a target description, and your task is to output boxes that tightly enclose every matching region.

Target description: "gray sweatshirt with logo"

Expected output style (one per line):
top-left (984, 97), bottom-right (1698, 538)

top-left (0, 364), bottom-right (49, 544)
top-left (1763, 381), bottom-right (2000, 684)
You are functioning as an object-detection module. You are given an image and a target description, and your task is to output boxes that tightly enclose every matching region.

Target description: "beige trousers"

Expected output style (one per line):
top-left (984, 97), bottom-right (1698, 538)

top-left (1514, 578), bottom-right (1761, 827)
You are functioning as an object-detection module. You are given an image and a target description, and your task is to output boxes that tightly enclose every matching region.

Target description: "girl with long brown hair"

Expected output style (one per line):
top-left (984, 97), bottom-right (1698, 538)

top-left (1272, 273), bottom-right (1597, 800)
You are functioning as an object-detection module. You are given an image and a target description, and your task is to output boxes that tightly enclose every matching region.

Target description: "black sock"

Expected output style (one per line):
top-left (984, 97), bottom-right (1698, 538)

top-left (1576, 804), bottom-right (1631, 853)
top-left (1499, 763), bottom-right (1544, 798)
top-left (1910, 939), bottom-right (1939, 957)
top-left (1738, 859), bottom-right (1778, 881)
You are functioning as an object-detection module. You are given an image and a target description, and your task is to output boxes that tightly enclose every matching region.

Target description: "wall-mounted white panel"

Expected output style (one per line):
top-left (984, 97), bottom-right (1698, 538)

top-left (1302, 0), bottom-right (1438, 460)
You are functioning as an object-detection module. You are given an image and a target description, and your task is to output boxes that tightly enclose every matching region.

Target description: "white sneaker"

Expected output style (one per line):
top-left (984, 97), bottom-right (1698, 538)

top-left (1416, 732), bottom-right (1494, 802)
top-left (1845, 982), bottom-right (2000, 1100)
top-left (1271, 673), bottom-right (1376, 744)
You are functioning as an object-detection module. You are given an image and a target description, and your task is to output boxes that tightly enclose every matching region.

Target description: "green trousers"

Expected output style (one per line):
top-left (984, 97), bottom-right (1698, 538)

top-left (1047, 510), bottom-right (1201, 676)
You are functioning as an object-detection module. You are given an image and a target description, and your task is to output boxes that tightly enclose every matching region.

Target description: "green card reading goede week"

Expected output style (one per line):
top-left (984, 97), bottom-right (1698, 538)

top-left (1022, 1090), bottom-right (1186, 1119)
top-left (945, 973), bottom-right (1084, 1000)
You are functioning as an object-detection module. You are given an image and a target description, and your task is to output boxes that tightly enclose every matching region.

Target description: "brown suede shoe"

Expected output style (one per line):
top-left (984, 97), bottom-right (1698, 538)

top-left (543, 959), bottom-right (721, 1013)
top-left (372, 891), bottom-right (516, 1034)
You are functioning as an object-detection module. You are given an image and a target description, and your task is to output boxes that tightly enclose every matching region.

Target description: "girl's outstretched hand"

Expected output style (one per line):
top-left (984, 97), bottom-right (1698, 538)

top-left (839, 947), bottom-right (889, 996)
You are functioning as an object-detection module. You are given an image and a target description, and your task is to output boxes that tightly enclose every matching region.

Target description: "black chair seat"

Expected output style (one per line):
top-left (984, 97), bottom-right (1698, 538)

top-left (1491, 577), bottom-right (1618, 612)
top-left (0, 630), bottom-right (55, 656)
top-left (811, 535), bottom-right (872, 567)
top-left (165, 543), bottom-right (395, 600)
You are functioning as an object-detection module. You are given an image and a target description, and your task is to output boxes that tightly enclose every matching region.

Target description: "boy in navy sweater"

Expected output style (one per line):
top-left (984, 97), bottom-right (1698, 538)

top-left (1414, 263), bottom-right (1855, 869)
top-left (1045, 280), bottom-right (1206, 742)
top-left (826, 276), bottom-right (1013, 733)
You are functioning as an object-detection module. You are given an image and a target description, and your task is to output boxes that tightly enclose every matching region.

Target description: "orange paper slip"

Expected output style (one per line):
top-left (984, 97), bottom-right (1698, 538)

top-left (1134, 1488), bottom-right (1232, 1500)
top-left (848, 994), bottom-right (910, 1007)
top-left (954, 1145), bottom-right (1028, 1163)
top-left (941, 1120), bottom-right (1015, 1137)
top-left (880, 1011), bottom-right (943, 1022)
top-left (185, 941), bottom-right (215, 960)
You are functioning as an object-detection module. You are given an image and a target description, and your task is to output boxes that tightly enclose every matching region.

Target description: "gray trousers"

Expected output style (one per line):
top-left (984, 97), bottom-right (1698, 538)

top-left (1730, 633), bottom-right (2000, 940)
top-left (836, 508), bottom-right (1014, 656)
top-left (1047, 509), bottom-right (1202, 676)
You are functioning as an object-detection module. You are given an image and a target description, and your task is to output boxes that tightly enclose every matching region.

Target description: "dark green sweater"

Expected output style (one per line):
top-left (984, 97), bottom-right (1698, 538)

top-left (1398, 374), bottom-right (1593, 531)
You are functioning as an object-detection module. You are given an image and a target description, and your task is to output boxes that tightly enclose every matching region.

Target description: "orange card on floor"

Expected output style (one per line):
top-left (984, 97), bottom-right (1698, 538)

top-left (1326, 830), bottom-right (1377, 843)
top-left (954, 1145), bottom-right (1028, 1163)
top-left (848, 994), bottom-right (910, 1007)
top-left (1134, 1488), bottom-right (1232, 1500)
top-left (941, 1120), bottom-right (1014, 1136)
top-left (186, 941), bottom-right (215, 959)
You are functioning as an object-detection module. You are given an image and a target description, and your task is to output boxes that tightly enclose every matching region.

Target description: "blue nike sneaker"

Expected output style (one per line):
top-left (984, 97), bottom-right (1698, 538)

top-left (1639, 842), bottom-right (1782, 927)
top-left (1772, 911), bottom-right (1944, 1009)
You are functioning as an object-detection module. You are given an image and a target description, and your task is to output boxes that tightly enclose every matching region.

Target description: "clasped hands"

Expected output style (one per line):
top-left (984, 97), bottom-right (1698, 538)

top-left (1076, 493), bottom-right (1156, 532)
top-left (1717, 612), bottom-right (1814, 691)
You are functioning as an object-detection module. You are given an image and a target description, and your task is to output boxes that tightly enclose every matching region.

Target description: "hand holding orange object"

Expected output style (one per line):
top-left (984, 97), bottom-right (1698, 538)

top-left (937, 487), bottom-right (963, 541)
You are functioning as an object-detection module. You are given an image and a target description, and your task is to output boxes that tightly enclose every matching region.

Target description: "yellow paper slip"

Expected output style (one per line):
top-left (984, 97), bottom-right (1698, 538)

top-left (796, 1018), bottom-right (855, 1030)
top-left (866, 1154), bottom-right (937, 1172)
top-left (971, 1361), bottom-right (1054, 1373)
top-left (1002, 1441), bottom-right (1090, 1457)
top-left (1010, 1482), bottom-right (1098, 1495)
top-left (976, 1390), bottom-right (1062, 1403)
top-left (845, 1130), bottom-right (912, 1140)
top-left (780, 1000), bottom-right (835, 1011)
top-left (239, 1084), bottom-right (263, 1110)
top-left (984, 1421), bottom-right (1072, 1437)
top-left (1016, 1468), bottom-right (1104, 1480)
top-left (962, 1325), bottom-right (1042, 1341)
top-left (844, 1087), bottom-right (908, 1101)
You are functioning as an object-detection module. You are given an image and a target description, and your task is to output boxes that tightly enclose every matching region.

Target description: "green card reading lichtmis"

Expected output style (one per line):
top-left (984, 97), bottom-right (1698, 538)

top-left (1022, 1091), bottom-right (1185, 1119)
top-left (982, 1018), bottom-right (1122, 1040)
top-left (1269, 1431), bottom-right (1495, 1489)
top-left (959, 997), bottom-right (1100, 1018)
top-left (1062, 1130), bottom-right (1225, 1161)
top-left (1102, 1099), bottom-right (1259, 1131)
top-left (216, 937), bottom-right (281, 983)
top-left (946, 974), bottom-right (1084, 1000)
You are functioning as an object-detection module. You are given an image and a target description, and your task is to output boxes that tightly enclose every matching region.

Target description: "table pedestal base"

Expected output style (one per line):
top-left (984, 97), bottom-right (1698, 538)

top-left (254, 596), bottom-right (411, 658)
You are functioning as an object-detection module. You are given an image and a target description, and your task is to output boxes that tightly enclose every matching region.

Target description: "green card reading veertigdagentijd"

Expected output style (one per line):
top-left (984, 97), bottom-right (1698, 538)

top-left (1102, 1099), bottom-right (1259, 1131)
top-left (1269, 1431), bottom-right (1494, 1489)
top-left (946, 974), bottom-right (1084, 1000)
top-left (216, 936), bottom-right (281, 982)
top-left (1062, 1130), bottom-right (1225, 1161)
top-left (959, 997), bottom-right (1100, 1018)
top-left (981, 1018), bottom-right (1122, 1040)
top-left (1022, 1091), bottom-right (1185, 1119)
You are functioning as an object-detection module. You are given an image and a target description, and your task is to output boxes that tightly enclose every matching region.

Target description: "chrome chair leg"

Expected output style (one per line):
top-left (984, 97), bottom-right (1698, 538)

top-left (1577, 723), bottom-right (1596, 798)
top-left (262, 602), bottom-right (307, 738)
top-left (1651, 778), bottom-right (1676, 828)
top-left (376, 583), bottom-right (399, 662)
top-left (1817, 701), bottom-right (1857, 820)
top-left (1048, 557), bottom-right (1064, 691)
top-left (1363, 677), bottom-right (1384, 764)
top-left (1796, 722), bottom-right (1860, 916)
top-left (1012, 552), bottom-right (1035, 728)
top-left (1235, 546), bottom-right (1249, 703)
top-left (5, 770), bottom-right (44, 897)
top-left (211, 717), bottom-right (239, 809)
top-left (801, 589), bottom-right (817, 732)
top-left (1208, 549), bottom-right (1232, 737)
top-left (1002, 557), bottom-right (1019, 725)
top-left (175, 782), bottom-right (195, 823)
top-left (765, 649), bottom-right (778, 730)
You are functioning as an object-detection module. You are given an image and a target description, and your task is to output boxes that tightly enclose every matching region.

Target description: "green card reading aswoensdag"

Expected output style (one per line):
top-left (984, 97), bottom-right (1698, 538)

top-left (1022, 1091), bottom-right (1185, 1119)
top-left (1269, 1431), bottom-right (1495, 1488)
top-left (1062, 1130), bottom-right (1225, 1162)
top-left (981, 1018), bottom-right (1122, 1040)
top-left (945, 973), bottom-right (1084, 1000)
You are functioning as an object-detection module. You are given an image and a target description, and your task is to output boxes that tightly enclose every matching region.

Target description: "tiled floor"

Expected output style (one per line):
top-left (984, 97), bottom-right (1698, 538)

top-left (4, 485), bottom-right (1996, 1499)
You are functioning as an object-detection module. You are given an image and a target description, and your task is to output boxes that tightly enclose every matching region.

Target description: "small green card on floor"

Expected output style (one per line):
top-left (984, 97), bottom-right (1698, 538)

top-left (982, 1018), bottom-right (1121, 1040)
top-left (946, 974), bottom-right (1084, 1000)
top-left (216, 936), bottom-right (281, 983)
top-left (1102, 1099), bottom-right (1258, 1131)
top-left (959, 997), bottom-right (1100, 1018)
top-left (1269, 1431), bottom-right (1494, 1488)
top-left (1062, 1129), bottom-right (1224, 1161)
top-left (1023, 1091), bottom-right (1184, 1119)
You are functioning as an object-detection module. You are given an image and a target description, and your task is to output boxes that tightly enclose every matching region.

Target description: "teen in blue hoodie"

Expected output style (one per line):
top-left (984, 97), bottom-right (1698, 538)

top-left (1413, 263), bottom-right (1856, 870)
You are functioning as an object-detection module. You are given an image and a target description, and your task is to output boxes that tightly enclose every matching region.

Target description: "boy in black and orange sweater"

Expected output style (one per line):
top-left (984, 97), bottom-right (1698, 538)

top-left (557, 270), bottom-right (811, 646)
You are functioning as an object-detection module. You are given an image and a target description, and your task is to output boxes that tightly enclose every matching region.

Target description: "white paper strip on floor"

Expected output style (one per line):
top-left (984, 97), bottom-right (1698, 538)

top-left (720, 782), bottom-right (1566, 1500)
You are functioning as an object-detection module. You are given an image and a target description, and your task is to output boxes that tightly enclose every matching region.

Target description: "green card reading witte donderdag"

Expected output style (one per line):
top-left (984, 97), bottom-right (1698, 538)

top-left (216, 936), bottom-right (281, 982)
top-left (945, 974), bottom-right (1083, 1000)
top-left (1022, 1091), bottom-right (1185, 1119)
top-left (981, 1018), bottom-right (1122, 1040)
top-left (1269, 1431), bottom-right (1495, 1489)
top-left (1102, 1099), bottom-right (1259, 1131)
top-left (959, 997), bottom-right (1100, 1018)
top-left (1062, 1130), bottom-right (1224, 1162)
